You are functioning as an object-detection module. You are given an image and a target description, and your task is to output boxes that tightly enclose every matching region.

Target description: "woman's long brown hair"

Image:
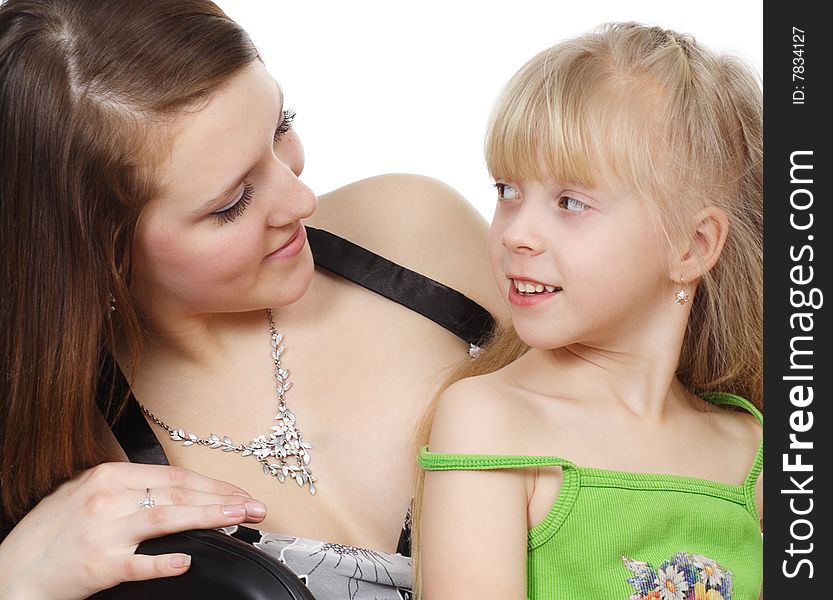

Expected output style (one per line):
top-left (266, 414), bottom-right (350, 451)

top-left (0, 0), bottom-right (258, 537)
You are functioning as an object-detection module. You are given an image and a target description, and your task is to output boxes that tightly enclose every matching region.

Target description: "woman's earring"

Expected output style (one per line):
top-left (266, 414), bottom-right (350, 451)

top-left (108, 293), bottom-right (116, 313)
top-left (673, 277), bottom-right (689, 306)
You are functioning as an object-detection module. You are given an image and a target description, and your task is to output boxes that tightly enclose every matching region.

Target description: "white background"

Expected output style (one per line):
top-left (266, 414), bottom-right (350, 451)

top-left (215, 1), bottom-right (763, 221)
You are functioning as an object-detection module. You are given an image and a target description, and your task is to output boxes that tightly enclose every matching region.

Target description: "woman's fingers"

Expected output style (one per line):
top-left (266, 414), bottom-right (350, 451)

top-left (108, 552), bottom-right (192, 586)
top-left (124, 502), bottom-right (267, 542)
top-left (125, 486), bottom-right (269, 523)
top-left (0, 462), bottom-right (268, 599)
top-left (131, 487), bottom-right (257, 510)
top-left (82, 462), bottom-right (253, 498)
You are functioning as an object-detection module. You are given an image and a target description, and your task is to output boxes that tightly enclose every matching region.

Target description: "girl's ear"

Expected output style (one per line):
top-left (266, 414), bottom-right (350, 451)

top-left (676, 206), bottom-right (729, 280)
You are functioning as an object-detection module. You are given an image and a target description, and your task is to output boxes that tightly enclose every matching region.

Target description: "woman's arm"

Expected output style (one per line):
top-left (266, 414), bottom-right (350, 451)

top-left (419, 380), bottom-right (529, 600)
top-left (0, 463), bottom-right (267, 600)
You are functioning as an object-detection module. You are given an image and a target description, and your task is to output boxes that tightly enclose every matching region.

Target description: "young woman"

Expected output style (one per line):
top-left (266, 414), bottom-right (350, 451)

top-left (0, 1), bottom-right (502, 598)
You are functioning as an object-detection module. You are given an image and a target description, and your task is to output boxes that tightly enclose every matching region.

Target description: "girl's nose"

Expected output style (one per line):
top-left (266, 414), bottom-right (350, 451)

top-left (501, 206), bottom-right (545, 255)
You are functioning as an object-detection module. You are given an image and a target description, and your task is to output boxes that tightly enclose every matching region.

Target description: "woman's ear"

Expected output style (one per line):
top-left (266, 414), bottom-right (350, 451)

top-left (676, 206), bottom-right (729, 280)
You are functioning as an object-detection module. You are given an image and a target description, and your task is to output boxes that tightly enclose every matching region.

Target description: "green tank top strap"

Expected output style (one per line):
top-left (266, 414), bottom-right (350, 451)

top-left (700, 391), bottom-right (763, 425)
top-left (700, 391), bottom-right (764, 520)
top-left (418, 445), bottom-right (576, 471)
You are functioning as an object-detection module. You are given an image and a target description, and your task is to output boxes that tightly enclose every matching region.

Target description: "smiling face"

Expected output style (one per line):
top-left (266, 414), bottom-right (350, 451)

top-left (130, 61), bottom-right (316, 321)
top-left (488, 176), bottom-right (673, 351)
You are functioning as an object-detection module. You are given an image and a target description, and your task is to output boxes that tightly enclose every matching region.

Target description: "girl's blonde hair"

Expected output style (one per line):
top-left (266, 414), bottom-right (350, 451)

top-left (412, 22), bottom-right (762, 595)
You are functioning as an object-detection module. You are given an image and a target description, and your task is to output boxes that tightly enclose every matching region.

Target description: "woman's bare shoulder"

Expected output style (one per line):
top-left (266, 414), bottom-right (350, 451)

top-left (308, 174), bottom-right (505, 319)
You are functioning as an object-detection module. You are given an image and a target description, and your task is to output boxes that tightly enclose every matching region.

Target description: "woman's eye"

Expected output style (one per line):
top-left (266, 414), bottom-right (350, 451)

top-left (213, 182), bottom-right (254, 225)
top-left (559, 196), bottom-right (589, 212)
top-left (273, 109), bottom-right (296, 143)
top-left (494, 182), bottom-right (519, 201)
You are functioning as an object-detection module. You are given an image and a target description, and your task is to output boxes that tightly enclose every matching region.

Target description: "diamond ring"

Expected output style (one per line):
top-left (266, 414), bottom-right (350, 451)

top-left (139, 487), bottom-right (155, 510)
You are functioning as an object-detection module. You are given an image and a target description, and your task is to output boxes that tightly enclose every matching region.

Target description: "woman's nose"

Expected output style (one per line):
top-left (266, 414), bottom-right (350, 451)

top-left (266, 165), bottom-right (317, 227)
top-left (275, 130), bottom-right (305, 177)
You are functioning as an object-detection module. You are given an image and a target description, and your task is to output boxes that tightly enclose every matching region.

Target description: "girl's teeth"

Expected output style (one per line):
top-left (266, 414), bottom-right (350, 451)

top-left (513, 279), bottom-right (557, 294)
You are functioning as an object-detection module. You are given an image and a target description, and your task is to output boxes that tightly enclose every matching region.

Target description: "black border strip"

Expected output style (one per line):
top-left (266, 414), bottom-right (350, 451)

top-left (763, 4), bottom-right (830, 595)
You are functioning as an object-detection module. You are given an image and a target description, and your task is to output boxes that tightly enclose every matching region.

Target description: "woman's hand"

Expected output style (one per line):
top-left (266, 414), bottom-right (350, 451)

top-left (0, 462), bottom-right (268, 600)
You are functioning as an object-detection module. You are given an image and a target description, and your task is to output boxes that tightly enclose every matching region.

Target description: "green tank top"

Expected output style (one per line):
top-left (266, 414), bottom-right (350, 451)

top-left (418, 392), bottom-right (762, 600)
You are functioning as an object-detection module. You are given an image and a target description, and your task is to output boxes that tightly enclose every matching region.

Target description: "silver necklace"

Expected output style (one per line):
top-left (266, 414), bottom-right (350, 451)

top-left (136, 308), bottom-right (316, 495)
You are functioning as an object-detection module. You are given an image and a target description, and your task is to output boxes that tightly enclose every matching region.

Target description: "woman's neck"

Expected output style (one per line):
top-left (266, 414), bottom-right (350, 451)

top-left (121, 269), bottom-right (329, 374)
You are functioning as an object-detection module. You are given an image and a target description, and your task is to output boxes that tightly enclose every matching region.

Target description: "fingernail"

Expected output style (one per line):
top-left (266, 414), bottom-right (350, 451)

top-left (170, 554), bottom-right (191, 569)
top-left (223, 504), bottom-right (246, 518)
top-left (244, 501), bottom-right (267, 518)
top-left (232, 491), bottom-right (253, 498)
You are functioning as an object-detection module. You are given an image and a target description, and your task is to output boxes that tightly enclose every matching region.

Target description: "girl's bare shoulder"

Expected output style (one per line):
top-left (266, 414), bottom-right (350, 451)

top-left (428, 361), bottom-right (549, 457)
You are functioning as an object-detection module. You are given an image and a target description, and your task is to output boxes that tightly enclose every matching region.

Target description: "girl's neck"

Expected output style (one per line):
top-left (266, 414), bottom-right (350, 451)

top-left (530, 337), bottom-right (692, 421)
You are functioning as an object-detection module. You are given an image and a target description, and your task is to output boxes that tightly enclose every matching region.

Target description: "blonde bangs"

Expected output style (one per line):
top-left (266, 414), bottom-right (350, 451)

top-left (485, 47), bottom-right (598, 188)
top-left (485, 43), bottom-right (666, 203)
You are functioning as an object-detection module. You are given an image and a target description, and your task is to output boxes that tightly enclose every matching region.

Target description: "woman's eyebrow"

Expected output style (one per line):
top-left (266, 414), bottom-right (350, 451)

top-left (197, 83), bottom-right (284, 212)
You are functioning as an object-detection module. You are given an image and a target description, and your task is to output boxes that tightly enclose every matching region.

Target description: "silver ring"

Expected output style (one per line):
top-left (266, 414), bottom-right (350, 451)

top-left (139, 487), bottom-right (156, 510)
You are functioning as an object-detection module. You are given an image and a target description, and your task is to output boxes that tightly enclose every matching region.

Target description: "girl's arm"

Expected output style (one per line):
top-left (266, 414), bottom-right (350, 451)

top-left (419, 380), bottom-right (530, 600)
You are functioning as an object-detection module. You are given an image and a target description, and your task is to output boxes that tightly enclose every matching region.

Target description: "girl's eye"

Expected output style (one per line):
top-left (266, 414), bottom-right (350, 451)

top-left (494, 182), bottom-right (519, 201)
top-left (213, 182), bottom-right (254, 225)
top-left (273, 109), bottom-right (296, 143)
top-left (559, 196), bottom-right (589, 212)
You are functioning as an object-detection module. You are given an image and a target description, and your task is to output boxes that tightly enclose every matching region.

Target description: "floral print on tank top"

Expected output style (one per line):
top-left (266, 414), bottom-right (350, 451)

top-left (623, 553), bottom-right (733, 600)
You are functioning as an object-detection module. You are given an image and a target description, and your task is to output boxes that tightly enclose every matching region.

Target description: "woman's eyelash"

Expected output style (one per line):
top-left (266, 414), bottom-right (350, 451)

top-left (273, 109), bottom-right (296, 143)
top-left (211, 109), bottom-right (294, 226)
top-left (213, 182), bottom-right (254, 225)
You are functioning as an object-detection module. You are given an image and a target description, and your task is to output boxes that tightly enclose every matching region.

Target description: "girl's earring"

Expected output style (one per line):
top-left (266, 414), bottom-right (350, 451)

top-left (108, 293), bottom-right (116, 313)
top-left (674, 277), bottom-right (689, 306)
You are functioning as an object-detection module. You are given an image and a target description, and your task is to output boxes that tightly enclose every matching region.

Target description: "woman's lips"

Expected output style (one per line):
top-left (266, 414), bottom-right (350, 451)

top-left (266, 224), bottom-right (307, 259)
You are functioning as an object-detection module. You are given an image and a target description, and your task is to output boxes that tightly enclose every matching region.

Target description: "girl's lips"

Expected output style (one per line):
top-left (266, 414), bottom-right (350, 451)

top-left (507, 283), bottom-right (560, 307)
top-left (266, 224), bottom-right (307, 259)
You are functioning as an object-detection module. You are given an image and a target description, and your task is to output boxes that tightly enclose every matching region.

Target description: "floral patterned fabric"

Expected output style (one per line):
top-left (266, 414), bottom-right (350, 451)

top-left (222, 526), bottom-right (412, 600)
top-left (624, 553), bottom-right (733, 600)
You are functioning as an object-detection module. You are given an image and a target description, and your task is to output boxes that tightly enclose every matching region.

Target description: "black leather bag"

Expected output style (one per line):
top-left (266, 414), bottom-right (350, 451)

top-left (89, 529), bottom-right (315, 599)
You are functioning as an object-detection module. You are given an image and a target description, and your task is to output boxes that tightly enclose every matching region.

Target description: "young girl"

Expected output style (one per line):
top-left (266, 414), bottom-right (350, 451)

top-left (417, 23), bottom-right (763, 600)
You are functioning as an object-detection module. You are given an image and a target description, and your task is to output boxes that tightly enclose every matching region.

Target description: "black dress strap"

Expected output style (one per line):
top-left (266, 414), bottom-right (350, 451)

top-left (97, 354), bottom-right (170, 465)
top-left (103, 227), bottom-right (497, 469)
top-left (306, 227), bottom-right (494, 348)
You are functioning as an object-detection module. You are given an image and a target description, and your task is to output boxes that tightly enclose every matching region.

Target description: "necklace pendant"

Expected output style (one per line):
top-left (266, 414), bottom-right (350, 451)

top-left (244, 403), bottom-right (316, 494)
top-left (148, 309), bottom-right (316, 495)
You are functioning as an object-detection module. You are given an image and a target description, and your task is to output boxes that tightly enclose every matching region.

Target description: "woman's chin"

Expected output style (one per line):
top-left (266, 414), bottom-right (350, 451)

top-left (265, 247), bottom-right (316, 307)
